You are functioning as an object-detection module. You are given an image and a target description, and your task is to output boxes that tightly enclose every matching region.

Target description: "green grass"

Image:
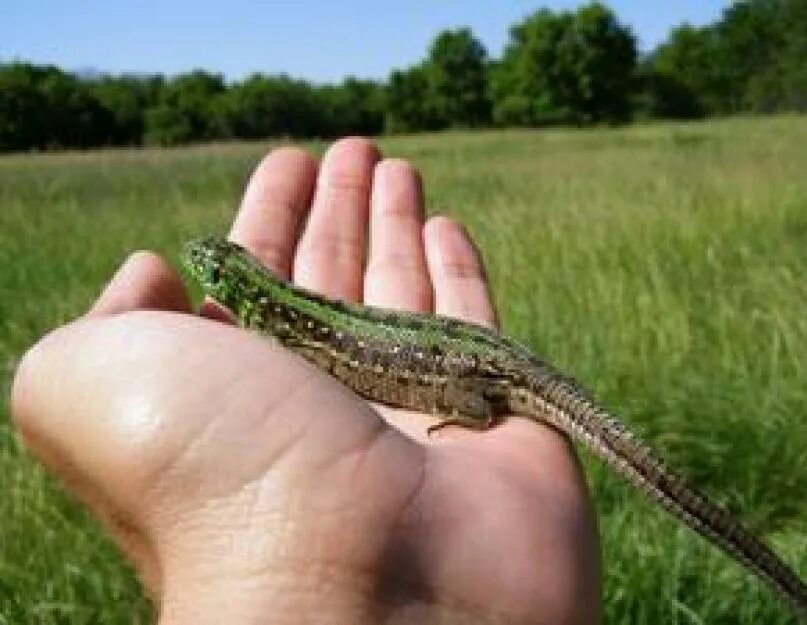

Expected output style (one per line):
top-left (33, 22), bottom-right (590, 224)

top-left (2, 117), bottom-right (806, 623)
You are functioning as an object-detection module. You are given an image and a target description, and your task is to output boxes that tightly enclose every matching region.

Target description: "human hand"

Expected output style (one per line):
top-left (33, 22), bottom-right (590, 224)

top-left (12, 138), bottom-right (601, 624)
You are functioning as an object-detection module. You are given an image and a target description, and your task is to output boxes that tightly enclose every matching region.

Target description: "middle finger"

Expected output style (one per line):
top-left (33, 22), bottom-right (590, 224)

top-left (293, 137), bottom-right (380, 301)
top-left (364, 159), bottom-right (432, 312)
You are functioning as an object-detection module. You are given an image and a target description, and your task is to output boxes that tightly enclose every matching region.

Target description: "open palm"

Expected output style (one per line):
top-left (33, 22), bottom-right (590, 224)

top-left (12, 138), bottom-right (600, 625)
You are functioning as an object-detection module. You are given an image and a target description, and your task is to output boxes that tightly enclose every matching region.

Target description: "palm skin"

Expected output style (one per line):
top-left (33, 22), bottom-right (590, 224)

top-left (12, 138), bottom-right (600, 624)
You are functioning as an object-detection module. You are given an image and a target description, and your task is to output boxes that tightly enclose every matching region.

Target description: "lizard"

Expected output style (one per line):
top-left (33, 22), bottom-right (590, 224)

top-left (182, 234), bottom-right (807, 619)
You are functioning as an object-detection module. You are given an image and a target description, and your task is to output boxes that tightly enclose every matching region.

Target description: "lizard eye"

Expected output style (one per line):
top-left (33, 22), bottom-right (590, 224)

top-left (206, 264), bottom-right (222, 284)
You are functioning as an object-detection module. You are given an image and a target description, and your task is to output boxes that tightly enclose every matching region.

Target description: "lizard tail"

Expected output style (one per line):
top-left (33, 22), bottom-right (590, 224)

top-left (518, 373), bottom-right (807, 619)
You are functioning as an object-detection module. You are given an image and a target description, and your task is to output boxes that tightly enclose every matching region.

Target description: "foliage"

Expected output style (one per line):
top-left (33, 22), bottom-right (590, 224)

top-left (639, 25), bottom-right (718, 118)
top-left (318, 77), bottom-right (385, 137)
top-left (221, 74), bottom-right (384, 140)
top-left (90, 75), bottom-right (163, 145)
top-left (144, 70), bottom-right (228, 146)
top-left (0, 63), bottom-right (115, 150)
top-left (2, 0), bottom-right (807, 150)
top-left (385, 65), bottom-right (444, 133)
top-left (640, 0), bottom-right (807, 117)
top-left (221, 73), bottom-right (319, 139)
top-left (426, 28), bottom-right (491, 128)
top-left (386, 28), bottom-right (491, 132)
top-left (491, 3), bottom-right (636, 125)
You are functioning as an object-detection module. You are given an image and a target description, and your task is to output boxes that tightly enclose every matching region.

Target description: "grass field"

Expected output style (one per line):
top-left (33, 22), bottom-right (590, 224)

top-left (1, 117), bottom-right (806, 623)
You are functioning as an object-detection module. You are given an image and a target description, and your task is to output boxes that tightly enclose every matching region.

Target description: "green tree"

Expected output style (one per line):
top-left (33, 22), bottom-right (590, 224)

top-left (714, 0), bottom-right (782, 112)
top-left (386, 27), bottom-right (490, 132)
top-left (144, 70), bottom-right (227, 146)
top-left (319, 77), bottom-right (385, 136)
top-left (222, 74), bottom-right (326, 140)
top-left (645, 0), bottom-right (807, 116)
top-left (492, 3), bottom-right (636, 126)
top-left (426, 28), bottom-right (491, 127)
top-left (38, 68), bottom-right (115, 147)
top-left (777, 0), bottom-right (807, 110)
top-left (644, 25), bottom-right (720, 116)
top-left (0, 63), bottom-right (49, 150)
top-left (144, 105), bottom-right (194, 147)
top-left (222, 74), bottom-right (284, 139)
top-left (90, 74), bottom-right (164, 145)
top-left (633, 62), bottom-right (704, 119)
top-left (385, 66), bottom-right (443, 133)
top-left (0, 63), bottom-right (114, 150)
top-left (734, 0), bottom-right (807, 112)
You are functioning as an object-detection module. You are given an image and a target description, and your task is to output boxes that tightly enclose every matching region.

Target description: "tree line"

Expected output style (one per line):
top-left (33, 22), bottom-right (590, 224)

top-left (1, 0), bottom-right (805, 152)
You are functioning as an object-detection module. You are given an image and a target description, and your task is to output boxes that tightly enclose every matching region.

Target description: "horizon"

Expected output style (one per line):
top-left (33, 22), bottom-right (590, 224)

top-left (2, 1), bottom-right (730, 83)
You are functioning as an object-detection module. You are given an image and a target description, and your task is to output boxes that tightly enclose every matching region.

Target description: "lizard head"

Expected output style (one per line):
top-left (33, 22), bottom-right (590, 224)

top-left (182, 235), bottom-right (284, 314)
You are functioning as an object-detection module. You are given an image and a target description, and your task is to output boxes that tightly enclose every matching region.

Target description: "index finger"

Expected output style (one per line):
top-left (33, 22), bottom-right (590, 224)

top-left (229, 146), bottom-right (318, 279)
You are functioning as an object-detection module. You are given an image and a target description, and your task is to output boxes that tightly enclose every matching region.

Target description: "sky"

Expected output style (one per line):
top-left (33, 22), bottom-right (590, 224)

top-left (1, 1), bottom-right (732, 83)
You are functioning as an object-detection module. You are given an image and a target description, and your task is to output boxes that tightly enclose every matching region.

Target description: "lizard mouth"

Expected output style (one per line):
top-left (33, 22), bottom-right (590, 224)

top-left (181, 236), bottom-right (226, 289)
top-left (181, 238), bottom-right (207, 280)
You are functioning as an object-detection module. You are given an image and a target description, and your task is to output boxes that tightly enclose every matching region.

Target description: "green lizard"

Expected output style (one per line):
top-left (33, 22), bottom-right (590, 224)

top-left (183, 235), bottom-right (807, 619)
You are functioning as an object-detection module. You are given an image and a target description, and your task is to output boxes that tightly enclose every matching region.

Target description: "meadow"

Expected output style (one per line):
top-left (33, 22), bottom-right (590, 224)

top-left (1, 116), bottom-right (806, 623)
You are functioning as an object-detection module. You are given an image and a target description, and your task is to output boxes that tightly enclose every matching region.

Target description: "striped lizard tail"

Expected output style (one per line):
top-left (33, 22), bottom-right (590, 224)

top-left (520, 373), bottom-right (807, 619)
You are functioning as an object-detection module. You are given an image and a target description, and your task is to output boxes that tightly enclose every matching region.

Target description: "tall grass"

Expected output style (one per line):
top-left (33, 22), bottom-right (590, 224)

top-left (1, 117), bottom-right (806, 623)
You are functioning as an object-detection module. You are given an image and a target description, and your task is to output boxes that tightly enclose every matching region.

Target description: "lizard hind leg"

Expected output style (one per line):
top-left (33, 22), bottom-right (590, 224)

top-left (427, 382), bottom-right (495, 435)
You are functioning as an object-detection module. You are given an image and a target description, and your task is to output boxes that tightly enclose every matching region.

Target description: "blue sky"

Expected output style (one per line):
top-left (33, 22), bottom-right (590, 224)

top-left (2, 1), bottom-right (731, 83)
